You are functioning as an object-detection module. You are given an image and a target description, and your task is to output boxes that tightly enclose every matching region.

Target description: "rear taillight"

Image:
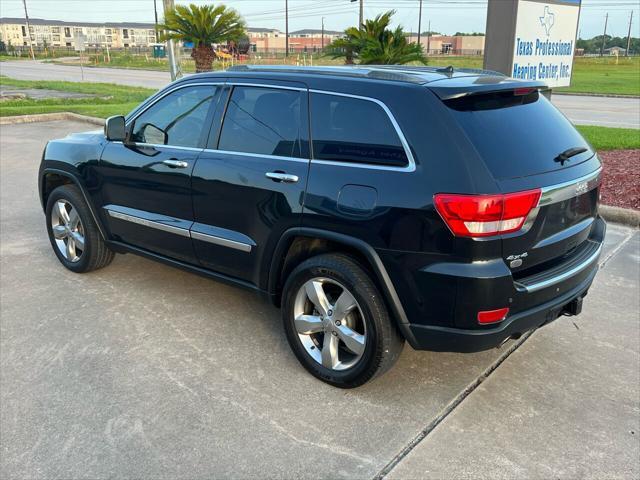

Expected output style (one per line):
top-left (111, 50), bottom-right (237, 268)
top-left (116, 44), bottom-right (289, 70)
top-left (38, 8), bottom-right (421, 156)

top-left (434, 189), bottom-right (541, 237)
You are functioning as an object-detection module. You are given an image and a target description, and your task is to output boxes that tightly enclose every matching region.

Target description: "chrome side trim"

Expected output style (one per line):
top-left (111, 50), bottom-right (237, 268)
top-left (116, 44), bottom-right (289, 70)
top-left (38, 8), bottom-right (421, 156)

top-left (309, 89), bottom-right (416, 173)
top-left (106, 209), bottom-right (191, 238)
top-left (105, 206), bottom-right (254, 252)
top-left (538, 168), bottom-right (602, 207)
top-left (227, 82), bottom-right (305, 91)
top-left (110, 141), bottom-right (203, 153)
top-left (191, 231), bottom-right (253, 253)
top-left (202, 148), bottom-right (309, 163)
top-left (516, 243), bottom-right (602, 293)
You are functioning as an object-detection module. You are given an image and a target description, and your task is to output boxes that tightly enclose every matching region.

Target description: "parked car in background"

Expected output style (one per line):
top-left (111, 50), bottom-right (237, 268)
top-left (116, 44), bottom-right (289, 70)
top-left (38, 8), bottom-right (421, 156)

top-left (38, 65), bottom-right (605, 387)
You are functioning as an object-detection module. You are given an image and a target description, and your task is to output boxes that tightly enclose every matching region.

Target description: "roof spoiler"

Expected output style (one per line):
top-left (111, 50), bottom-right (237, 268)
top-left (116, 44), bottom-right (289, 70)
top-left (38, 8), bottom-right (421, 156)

top-left (427, 77), bottom-right (549, 100)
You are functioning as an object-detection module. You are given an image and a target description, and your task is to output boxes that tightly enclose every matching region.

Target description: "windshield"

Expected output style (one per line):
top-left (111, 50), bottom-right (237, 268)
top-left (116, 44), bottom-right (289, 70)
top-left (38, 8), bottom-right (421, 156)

top-left (444, 90), bottom-right (593, 180)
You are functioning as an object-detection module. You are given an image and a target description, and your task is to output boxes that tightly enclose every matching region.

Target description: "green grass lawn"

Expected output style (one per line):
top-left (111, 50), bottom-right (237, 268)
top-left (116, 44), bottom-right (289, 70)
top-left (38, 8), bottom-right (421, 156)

top-left (0, 76), bottom-right (155, 118)
top-left (576, 125), bottom-right (640, 151)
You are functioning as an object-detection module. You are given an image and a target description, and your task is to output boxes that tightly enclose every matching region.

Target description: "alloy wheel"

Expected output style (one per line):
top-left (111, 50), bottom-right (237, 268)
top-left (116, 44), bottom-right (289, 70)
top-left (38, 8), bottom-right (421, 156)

top-left (293, 278), bottom-right (367, 371)
top-left (50, 199), bottom-right (85, 263)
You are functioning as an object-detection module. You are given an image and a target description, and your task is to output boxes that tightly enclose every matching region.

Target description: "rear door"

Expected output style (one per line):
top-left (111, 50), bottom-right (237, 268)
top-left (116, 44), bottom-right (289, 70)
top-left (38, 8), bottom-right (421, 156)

top-left (190, 80), bottom-right (310, 285)
top-left (443, 88), bottom-right (602, 281)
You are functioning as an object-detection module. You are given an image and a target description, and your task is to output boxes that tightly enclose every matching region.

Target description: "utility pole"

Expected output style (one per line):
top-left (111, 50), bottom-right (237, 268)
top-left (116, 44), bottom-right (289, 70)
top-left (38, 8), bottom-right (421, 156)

top-left (321, 17), bottom-right (325, 50)
top-left (153, 0), bottom-right (159, 38)
top-left (426, 20), bottom-right (431, 55)
top-left (350, 0), bottom-right (364, 29)
top-left (626, 10), bottom-right (633, 57)
top-left (162, 0), bottom-right (179, 80)
top-left (417, 0), bottom-right (423, 46)
top-left (285, 0), bottom-right (289, 57)
top-left (21, 0), bottom-right (35, 60)
top-left (600, 12), bottom-right (608, 57)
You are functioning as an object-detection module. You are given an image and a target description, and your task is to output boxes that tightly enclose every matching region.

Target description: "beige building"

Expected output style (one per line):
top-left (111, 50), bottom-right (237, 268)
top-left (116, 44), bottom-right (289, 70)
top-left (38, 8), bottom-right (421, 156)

top-left (0, 17), bottom-right (157, 48)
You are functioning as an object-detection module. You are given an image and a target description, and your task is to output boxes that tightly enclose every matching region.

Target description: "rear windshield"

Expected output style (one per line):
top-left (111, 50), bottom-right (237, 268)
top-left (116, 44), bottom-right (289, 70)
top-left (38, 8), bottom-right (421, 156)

top-left (444, 90), bottom-right (593, 180)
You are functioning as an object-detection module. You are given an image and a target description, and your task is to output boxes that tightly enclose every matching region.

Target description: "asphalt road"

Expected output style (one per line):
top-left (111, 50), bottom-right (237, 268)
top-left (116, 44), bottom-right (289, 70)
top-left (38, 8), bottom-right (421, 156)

top-left (1, 59), bottom-right (639, 129)
top-left (0, 120), bottom-right (638, 479)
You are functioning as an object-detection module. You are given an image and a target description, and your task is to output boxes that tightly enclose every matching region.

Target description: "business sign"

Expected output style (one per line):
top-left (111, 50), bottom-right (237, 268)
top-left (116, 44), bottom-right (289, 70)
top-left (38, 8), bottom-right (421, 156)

top-left (484, 0), bottom-right (582, 88)
top-left (74, 34), bottom-right (87, 52)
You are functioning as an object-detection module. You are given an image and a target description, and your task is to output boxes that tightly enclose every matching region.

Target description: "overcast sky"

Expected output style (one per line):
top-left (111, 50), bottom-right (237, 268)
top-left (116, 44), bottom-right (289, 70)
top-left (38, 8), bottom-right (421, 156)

top-left (0, 0), bottom-right (638, 38)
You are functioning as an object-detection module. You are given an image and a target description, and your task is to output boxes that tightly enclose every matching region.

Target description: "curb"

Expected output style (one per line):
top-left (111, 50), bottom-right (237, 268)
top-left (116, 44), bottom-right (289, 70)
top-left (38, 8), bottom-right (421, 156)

top-left (0, 112), bottom-right (104, 126)
top-left (553, 91), bottom-right (640, 99)
top-left (599, 205), bottom-right (640, 228)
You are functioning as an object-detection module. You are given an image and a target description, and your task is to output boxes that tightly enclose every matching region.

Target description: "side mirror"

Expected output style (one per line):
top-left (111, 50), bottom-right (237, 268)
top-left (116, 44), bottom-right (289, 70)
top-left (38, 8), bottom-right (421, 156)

top-left (104, 115), bottom-right (126, 141)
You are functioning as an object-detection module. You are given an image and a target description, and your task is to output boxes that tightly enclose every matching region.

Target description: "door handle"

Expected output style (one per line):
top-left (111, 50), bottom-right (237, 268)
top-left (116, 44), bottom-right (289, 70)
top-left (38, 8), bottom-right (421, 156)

top-left (265, 172), bottom-right (299, 183)
top-left (163, 159), bottom-right (189, 168)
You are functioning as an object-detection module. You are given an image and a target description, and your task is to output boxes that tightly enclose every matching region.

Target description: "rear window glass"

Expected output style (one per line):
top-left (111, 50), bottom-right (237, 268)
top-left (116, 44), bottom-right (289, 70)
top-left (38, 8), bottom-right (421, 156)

top-left (445, 91), bottom-right (593, 179)
top-left (310, 93), bottom-right (408, 167)
top-left (219, 86), bottom-right (302, 158)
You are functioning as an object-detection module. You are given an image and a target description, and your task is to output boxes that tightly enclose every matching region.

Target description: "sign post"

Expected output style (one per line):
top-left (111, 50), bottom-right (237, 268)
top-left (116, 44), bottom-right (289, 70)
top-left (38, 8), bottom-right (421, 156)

top-left (484, 0), bottom-right (581, 89)
top-left (74, 34), bottom-right (87, 81)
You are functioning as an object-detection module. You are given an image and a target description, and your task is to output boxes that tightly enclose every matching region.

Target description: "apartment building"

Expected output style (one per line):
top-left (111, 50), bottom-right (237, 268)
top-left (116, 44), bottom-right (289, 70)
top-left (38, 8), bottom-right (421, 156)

top-left (246, 27), bottom-right (343, 53)
top-left (0, 17), bottom-right (157, 48)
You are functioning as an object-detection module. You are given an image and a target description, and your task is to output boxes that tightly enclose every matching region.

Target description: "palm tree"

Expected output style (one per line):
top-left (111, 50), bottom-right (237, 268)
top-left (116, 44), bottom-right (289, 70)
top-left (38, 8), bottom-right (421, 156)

top-left (328, 11), bottom-right (427, 65)
top-left (160, 3), bottom-right (246, 73)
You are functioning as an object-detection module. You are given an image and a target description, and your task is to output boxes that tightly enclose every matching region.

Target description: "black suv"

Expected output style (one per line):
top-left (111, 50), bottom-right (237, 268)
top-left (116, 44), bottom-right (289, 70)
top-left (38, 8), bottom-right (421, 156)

top-left (38, 66), bottom-right (605, 387)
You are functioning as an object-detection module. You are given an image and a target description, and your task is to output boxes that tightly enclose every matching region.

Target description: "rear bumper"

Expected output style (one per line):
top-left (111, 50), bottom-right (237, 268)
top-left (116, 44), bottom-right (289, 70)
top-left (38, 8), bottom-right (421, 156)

top-left (392, 216), bottom-right (606, 352)
top-left (407, 265), bottom-right (597, 352)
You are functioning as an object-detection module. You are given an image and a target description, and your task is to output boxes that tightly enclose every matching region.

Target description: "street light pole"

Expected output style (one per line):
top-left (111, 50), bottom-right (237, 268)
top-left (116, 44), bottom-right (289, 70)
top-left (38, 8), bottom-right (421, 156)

top-left (21, 0), bottom-right (35, 60)
top-left (285, 0), bottom-right (289, 57)
top-left (417, 0), bottom-right (423, 46)
top-left (162, 0), bottom-right (179, 80)
top-left (350, 0), bottom-right (364, 29)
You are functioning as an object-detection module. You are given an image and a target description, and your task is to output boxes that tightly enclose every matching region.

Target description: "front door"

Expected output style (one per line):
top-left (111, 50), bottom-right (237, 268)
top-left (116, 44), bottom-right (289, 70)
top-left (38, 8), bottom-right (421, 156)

top-left (191, 81), bottom-right (310, 286)
top-left (98, 83), bottom-right (223, 263)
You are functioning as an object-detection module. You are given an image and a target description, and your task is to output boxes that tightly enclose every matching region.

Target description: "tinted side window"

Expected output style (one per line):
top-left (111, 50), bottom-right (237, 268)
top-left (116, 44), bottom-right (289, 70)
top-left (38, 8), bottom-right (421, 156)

top-left (130, 85), bottom-right (217, 148)
top-left (218, 86), bottom-right (302, 157)
top-left (310, 93), bottom-right (408, 167)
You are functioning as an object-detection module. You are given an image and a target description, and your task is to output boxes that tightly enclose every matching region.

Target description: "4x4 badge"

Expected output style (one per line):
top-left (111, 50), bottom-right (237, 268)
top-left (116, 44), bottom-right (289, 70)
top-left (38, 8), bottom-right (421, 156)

top-left (507, 252), bottom-right (528, 269)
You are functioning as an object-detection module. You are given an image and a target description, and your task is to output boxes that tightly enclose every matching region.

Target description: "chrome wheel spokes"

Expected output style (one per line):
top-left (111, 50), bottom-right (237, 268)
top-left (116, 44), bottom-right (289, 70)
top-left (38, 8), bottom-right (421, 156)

top-left (293, 278), bottom-right (366, 371)
top-left (51, 200), bottom-right (85, 263)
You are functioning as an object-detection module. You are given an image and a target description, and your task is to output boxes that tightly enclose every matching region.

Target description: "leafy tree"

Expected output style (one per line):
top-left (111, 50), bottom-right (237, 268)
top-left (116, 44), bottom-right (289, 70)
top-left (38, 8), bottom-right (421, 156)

top-left (453, 32), bottom-right (485, 36)
top-left (160, 3), bottom-right (246, 72)
top-left (328, 10), bottom-right (427, 65)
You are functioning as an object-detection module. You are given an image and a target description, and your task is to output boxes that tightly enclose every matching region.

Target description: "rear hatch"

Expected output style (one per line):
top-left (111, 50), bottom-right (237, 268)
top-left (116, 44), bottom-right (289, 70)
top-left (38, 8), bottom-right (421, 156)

top-left (433, 80), bottom-right (602, 294)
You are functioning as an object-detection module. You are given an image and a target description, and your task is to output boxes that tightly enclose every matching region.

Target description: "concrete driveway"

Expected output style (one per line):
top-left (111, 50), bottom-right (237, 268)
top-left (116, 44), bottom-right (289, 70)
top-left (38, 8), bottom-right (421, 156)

top-left (1, 120), bottom-right (638, 479)
top-left (1, 60), bottom-right (639, 128)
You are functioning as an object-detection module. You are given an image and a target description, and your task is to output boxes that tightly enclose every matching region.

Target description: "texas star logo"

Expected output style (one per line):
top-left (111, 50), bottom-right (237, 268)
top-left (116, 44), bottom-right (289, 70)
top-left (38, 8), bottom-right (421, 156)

top-left (539, 5), bottom-right (555, 36)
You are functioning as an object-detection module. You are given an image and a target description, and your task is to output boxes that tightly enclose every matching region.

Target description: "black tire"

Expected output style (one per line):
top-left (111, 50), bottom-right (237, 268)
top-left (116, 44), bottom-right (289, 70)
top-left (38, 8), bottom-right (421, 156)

top-left (282, 253), bottom-right (404, 388)
top-left (45, 184), bottom-right (114, 273)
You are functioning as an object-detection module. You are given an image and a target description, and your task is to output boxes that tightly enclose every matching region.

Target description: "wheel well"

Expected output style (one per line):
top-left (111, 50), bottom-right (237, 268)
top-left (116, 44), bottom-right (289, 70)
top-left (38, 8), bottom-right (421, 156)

top-left (273, 236), bottom-right (379, 307)
top-left (42, 173), bottom-right (74, 206)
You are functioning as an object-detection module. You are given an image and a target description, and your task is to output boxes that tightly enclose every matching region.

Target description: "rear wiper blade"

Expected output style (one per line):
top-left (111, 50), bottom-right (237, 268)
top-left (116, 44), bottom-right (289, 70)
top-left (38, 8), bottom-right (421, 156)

top-left (554, 147), bottom-right (588, 165)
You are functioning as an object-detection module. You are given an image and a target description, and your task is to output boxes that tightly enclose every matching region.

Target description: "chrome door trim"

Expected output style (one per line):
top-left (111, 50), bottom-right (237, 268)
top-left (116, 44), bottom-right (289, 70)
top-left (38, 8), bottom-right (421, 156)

top-left (308, 89), bottom-right (417, 173)
top-left (537, 167), bottom-right (602, 207)
top-left (515, 243), bottom-right (602, 293)
top-left (227, 82), bottom-right (306, 91)
top-left (104, 206), bottom-right (255, 252)
top-left (110, 141), bottom-right (203, 153)
top-left (191, 231), bottom-right (253, 253)
top-left (201, 148), bottom-right (309, 164)
top-left (106, 208), bottom-right (191, 238)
